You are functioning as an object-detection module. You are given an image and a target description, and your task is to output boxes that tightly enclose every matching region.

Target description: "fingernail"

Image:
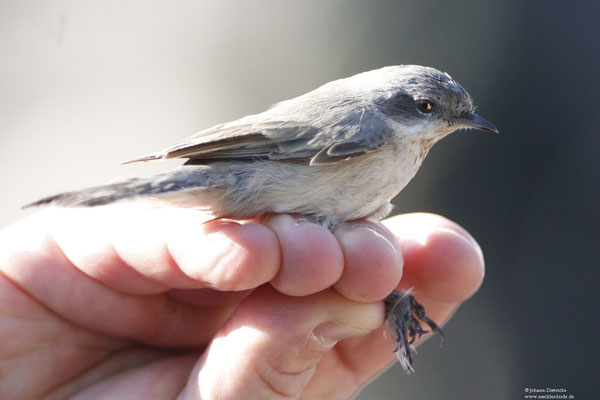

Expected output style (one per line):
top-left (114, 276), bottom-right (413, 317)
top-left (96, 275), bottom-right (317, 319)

top-left (312, 321), bottom-right (367, 346)
top-left (336, 222), bottom-right (401, 253)
top-left (295, 216), bottom-right (319, 226)
top-left (265, 214), bottom-right (320, 231)
top-left (264, 214), bottom-right (295, 230)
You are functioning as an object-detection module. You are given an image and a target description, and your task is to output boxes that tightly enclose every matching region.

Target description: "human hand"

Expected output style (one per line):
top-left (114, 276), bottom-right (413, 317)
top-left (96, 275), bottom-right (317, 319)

top-left (0, 205), bottom-right (483, 399)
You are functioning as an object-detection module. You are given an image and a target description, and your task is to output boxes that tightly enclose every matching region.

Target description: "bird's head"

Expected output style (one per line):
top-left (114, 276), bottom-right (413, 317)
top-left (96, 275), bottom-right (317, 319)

top-left (362, 65), bottom-right (498, 141)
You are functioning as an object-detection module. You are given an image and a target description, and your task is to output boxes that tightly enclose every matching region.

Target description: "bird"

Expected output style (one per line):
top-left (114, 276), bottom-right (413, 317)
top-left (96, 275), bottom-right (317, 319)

top-left (27, 65), bottom-right (498, 371)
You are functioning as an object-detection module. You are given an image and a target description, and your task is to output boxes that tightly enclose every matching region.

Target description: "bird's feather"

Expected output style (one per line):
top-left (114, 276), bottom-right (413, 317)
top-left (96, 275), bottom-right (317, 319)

top-left (123, 91), bottom-right (395, 166)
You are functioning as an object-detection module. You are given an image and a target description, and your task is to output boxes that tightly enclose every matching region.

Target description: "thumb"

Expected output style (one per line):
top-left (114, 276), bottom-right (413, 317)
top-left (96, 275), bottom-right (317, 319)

top-left (179, 285), bottom-right (384, 399)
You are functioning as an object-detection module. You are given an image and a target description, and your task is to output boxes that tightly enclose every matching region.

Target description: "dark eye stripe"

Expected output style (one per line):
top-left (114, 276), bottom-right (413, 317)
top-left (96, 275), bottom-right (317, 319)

top-left (379, 93), bottom-right (419, 118)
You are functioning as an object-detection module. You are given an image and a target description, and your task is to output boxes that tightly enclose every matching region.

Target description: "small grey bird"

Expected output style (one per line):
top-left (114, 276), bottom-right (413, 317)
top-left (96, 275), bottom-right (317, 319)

top-left (28, 65), bottom-right (498, 371)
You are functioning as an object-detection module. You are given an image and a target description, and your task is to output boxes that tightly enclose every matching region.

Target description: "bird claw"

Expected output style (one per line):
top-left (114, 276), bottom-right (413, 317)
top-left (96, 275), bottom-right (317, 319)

top-left (384, 290), bottom-right (444, 373)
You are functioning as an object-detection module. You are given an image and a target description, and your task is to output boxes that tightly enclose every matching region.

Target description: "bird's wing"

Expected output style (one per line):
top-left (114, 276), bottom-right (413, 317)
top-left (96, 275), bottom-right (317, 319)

top-left (123, 107), bottom-right (394, 166)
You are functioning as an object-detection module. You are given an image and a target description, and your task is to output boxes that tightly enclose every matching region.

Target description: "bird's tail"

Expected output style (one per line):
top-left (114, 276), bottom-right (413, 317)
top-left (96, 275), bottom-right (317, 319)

top-left (24, 168), bottom-right (212, 208)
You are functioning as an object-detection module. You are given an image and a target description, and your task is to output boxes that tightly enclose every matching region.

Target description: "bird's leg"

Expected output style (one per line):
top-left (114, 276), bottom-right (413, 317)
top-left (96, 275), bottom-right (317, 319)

top-left (384, 290), bottom-right (444, 373)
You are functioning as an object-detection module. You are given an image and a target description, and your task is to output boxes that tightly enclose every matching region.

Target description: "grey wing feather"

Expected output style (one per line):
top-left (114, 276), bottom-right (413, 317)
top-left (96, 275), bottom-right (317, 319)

top-left (123, 100), bottom-right (394, 166)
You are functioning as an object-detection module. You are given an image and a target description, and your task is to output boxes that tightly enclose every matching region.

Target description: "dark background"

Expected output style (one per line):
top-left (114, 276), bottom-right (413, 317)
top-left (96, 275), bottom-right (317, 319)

top-left (1, 1), bottom-right (597, 398)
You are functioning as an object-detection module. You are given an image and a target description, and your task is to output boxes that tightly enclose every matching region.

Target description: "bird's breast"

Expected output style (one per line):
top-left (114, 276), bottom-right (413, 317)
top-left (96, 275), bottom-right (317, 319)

top-left (211, 141), bottom-right (424, 225)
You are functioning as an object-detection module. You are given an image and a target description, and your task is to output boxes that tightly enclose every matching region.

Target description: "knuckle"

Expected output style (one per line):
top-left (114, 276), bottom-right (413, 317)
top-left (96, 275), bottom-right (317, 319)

top-left (253, 359), bottom-right (316, 399)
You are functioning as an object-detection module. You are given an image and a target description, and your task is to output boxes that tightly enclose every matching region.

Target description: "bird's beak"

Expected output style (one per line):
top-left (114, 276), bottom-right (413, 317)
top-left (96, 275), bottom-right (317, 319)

top-left (452, 112), bottom-right (499, 133)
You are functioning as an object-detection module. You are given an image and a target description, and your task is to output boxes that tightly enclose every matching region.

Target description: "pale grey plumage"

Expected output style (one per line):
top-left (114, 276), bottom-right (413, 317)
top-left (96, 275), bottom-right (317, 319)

top-left (27, 65), bottom-right (497, 227)
top-left (123, 65), bottom-right (473, 165)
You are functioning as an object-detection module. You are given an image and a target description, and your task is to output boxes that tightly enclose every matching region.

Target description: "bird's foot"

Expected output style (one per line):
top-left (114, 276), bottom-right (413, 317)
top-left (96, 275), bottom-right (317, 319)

top-left (384, 290), bottom-right (444, 373)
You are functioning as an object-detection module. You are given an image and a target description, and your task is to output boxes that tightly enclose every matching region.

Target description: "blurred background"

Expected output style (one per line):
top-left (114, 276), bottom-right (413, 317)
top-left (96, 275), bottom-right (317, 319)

top-left (1, 1), bottom-right (598, 398)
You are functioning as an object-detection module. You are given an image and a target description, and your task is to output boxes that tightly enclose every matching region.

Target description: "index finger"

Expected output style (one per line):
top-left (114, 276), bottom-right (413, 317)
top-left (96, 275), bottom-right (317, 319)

top-left (28, 203), bottom-right (282, 294)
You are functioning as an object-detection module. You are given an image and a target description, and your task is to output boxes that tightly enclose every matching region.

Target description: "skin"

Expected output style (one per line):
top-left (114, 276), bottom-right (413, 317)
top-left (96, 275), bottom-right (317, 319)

top-left (0, 204), bottom-right (484, 399)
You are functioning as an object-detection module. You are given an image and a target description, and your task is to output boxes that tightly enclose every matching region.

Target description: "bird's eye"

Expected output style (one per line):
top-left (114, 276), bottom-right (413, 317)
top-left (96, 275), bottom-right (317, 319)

top-left (417, 100), bottom-right (434, 113)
